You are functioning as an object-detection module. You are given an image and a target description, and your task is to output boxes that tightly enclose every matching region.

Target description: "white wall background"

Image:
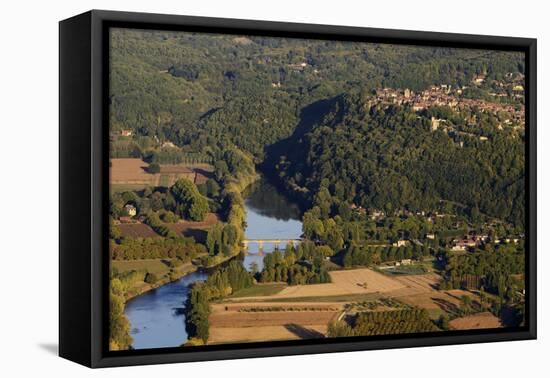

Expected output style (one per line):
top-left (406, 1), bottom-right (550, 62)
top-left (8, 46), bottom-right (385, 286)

top-left (0, 0), bottom-right (546, 376)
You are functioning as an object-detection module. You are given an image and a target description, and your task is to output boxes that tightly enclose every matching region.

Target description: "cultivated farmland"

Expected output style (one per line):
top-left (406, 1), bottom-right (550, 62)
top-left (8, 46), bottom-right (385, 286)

top-left (231, 268), bottom-right (406, 301)
top-left (117, 223), bottom-right (159, 238)
top-left (208, 301), bottom-right (338, 344)
top-left (110, 158), bottom-right (213, 190)
top-left (450, 312), bottom-right (502, 330)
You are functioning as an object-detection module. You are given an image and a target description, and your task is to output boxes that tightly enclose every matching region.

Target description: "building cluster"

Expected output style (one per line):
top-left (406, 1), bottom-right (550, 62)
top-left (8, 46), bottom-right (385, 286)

top-left (450, 233), bottom-right (523, 252)
top-left (369, 83), bottom-right (525, 127)
top-left (450, 235), bottom-right (488, 251)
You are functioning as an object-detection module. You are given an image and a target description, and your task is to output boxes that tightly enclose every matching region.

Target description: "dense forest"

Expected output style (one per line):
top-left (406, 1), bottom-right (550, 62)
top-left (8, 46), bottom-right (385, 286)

top-left (269, 93), bottom-right (525, 227)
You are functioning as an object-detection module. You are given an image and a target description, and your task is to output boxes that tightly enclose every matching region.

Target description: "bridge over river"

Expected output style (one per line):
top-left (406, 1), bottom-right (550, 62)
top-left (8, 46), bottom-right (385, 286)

top-left (242, 238), bottom-right (302, 255)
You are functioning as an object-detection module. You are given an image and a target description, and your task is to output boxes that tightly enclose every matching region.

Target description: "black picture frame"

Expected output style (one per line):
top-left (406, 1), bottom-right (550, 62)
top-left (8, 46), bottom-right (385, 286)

top-left (59, 9), bottom-right (537, 368)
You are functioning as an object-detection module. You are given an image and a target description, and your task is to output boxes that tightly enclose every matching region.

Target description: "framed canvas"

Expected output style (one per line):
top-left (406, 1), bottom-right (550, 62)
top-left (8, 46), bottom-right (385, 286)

top-left (59, 10), bottom-right (537, 368)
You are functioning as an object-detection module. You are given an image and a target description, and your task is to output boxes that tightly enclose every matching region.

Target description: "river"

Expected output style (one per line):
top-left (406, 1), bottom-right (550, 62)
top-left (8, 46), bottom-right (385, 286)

top-left (124, 177), bottom-right (303, 349)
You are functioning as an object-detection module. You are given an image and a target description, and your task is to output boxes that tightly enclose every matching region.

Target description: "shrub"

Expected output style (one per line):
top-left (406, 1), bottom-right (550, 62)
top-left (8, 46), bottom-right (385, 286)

top-left (148, 163), bottom-right (161, 173)
top-left (144, 272), bottom-right (159, 284)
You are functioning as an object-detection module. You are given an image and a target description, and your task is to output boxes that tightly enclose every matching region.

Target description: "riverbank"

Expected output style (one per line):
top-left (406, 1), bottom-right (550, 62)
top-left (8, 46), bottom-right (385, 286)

top-left (114, 260), bottom-right (200, 302)
top-left (201, 166), bottom-right (260, 268)
top-left (120, 174), bottom-right (260, 304)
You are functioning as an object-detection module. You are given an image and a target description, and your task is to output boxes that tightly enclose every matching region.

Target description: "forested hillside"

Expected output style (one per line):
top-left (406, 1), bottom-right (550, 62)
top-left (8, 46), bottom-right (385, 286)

top-left (110, 28), bottom-right (525, 227)
top-left (268, 92), bottom-right (525, 227)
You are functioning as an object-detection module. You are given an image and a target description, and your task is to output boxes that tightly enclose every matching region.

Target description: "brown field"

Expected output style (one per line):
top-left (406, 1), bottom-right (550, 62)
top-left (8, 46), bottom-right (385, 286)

top-left (210, 309), bottom-right (339, 328)
top-left (382, 274), bottom-right (477, 316)
top-left (208, 301), bottom-right (337, 344)
top-left (110, 158), bottom-right (213, 188)
top-left (166, 213), bottom-right (220, 241)
top-left (232, 268), bottom-right (406, 301)
top-left (209, 325), bottom-right (327, 344)
top-left (117, 223), bottom-right (159, 238)
top-left (217, 302), bottom-right (342, 312)
top-left (450, 312), bottom-right (502, 330)
top-left (110, 158), bottom-right (153, 183)
top-left (166, 213), bottom-right (219, 233)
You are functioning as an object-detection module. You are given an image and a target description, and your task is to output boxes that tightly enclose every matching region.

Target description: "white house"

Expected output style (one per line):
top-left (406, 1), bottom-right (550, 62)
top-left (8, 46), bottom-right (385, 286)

top-left (124, 204), bottom-right (137, 217)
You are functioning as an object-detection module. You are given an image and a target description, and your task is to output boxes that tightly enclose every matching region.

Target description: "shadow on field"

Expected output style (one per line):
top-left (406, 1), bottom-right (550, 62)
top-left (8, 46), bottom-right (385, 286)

top-left (432, 297), bottom-right (460, 316)
top-left (285, 324), bottom-right (325, 339)
top-left (183, 229), bottom-right (208, 243)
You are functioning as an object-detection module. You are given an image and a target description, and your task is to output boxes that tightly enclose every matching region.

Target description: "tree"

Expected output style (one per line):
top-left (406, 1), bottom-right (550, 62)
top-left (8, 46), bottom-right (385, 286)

top-left (206, 224), bottom-right (223, 255)
top-left (438, 314), bottom-right (450, 330)
top-left (460, 295), bottom-right (472, 315)
top-left (109, 278), bottom-right (133, 350)
top-left (206, 179), bottom-right (221, 197)
top-left (171, 178), bottom-right (209, 221)
top-left (144, 272), bottom-right (159, 284)
top-left (249, 261), bottom-right (259, 276)
top-left (109, 217), bottom-right (121, 240)
top-left (148, 162), bottom-right (161, 173)
top-left (327, 320), bottom-right (354, 337)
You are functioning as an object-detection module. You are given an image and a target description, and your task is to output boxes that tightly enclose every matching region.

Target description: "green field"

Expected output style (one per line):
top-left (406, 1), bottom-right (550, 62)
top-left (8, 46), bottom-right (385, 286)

top-left (159, 174), bottom-right (170, 187)
top-left (378, 265), bottom-right (430, 276)
top-left (230, 283), bottom-right (287, 298)
top-left (111, 259), bottom-right (196, 277)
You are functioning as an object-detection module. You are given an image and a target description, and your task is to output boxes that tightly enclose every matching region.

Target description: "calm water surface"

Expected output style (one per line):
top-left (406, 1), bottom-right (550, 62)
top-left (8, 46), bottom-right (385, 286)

top-left (241, 179), bottom-right (303, 271)
top-left (125, 177), bottom-right (302, 349)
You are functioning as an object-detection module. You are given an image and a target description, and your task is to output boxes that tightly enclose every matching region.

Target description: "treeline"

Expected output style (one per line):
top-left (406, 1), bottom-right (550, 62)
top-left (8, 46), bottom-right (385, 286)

top-left (328, 309), bottom-right (439, 338)
top-left (441, 243), bottom-right (525, 302)
top-left (110, 136), bottom-right (213, 164)
top-left (171, 178), bottom-right (209, 221)
top-left (206, 223), bottom-right (240, 257)
top-left (110, 178), bottom-right (211, 222)
top-left (109, 277), bottom-right (133, 350)
top-left (343, 244), bottom-right (431, 268)
top-left (272, 93), bottom-right (525, 229)
top-left (202, 147), bottom-right (258, 266)
top-left (186, 261), bottom-right (253, 344)
top-left (257, 244), bottom-right (331, 285)
top-left (109, 236), bottom-right (206, 261)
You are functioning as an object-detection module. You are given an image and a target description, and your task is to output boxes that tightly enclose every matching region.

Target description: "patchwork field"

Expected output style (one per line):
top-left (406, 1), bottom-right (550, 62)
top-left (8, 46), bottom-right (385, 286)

top-left (110, 158), bottom-right (213, 190)
top-left (208, 301), bottom-right (339, 344)
top-left (210, 267), bottom-right (488, 344)
top-left (116, 213), bottom-right (219, 241)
